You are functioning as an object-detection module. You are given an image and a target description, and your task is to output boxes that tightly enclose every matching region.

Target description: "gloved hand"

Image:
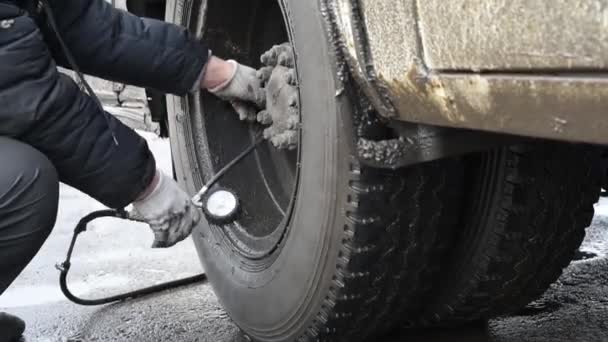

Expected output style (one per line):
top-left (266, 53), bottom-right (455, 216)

top-left (209, 60), bottom-right (266, 121)
top-left (130, 171), bottom-right (200, 248)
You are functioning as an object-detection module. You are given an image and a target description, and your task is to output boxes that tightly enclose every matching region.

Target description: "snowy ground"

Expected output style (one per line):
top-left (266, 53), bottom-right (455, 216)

top-left (0, 132), bottom-right (202, 310)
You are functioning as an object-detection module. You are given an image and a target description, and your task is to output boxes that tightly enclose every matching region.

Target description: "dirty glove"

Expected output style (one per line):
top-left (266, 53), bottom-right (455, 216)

top-left (209, 60), bottom-right (265, 121)
top-left (131, 171), bottom-right (200, 248)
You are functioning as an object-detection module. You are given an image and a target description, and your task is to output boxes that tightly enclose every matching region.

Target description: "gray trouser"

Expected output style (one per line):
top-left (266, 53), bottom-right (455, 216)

top-left (0, 137), bottom-right (59, 294)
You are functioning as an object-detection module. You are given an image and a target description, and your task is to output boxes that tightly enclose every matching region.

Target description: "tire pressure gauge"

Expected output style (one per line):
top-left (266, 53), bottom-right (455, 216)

top-left (190, 138), bottom-right (263, 225)
top-left (200, 188), bottom-right (240, 225)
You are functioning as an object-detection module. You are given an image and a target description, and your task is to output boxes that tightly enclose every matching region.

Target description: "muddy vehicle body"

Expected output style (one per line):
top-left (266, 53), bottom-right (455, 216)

top-left (123, 1), bottom-right (608, 340)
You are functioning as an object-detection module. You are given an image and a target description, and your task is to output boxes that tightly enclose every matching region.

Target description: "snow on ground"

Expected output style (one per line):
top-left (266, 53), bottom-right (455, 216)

top-left (583, 197), bottom-right (608, 260)
top-left (0, 131), bottom-right (201, 309)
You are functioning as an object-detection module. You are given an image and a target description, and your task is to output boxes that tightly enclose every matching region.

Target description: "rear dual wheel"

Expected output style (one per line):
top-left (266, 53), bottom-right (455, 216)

top-left (423, 144), bottom-right (600, 325)
top-left (164, 0), bottom-right (601, 340)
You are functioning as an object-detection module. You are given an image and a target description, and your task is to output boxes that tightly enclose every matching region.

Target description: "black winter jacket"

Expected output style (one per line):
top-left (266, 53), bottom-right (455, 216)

top-left (0, 0), bottom-right (209, 208)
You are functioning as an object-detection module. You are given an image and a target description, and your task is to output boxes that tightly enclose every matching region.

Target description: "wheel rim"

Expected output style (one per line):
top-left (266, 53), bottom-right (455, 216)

top-left (184, 0), bottom-right (300, 261)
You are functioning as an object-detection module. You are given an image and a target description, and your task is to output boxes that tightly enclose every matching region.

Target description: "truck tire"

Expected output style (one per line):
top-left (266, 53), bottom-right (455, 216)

top-left (423, 144), bottom-right (601, 324)
top-left (165, 0), bottom-right (464, 341)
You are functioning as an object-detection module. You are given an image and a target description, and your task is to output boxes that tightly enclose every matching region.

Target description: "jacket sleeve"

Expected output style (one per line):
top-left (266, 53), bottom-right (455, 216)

top-left (0, 6), bottom-right (156, 209)
top-left (43, 0), bottom-right (209, 95)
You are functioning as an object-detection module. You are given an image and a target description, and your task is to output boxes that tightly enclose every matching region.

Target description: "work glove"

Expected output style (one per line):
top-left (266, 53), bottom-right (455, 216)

top-left (209, 60), bottom-right (266, 121)
top-left (130, 171), bottom-right (200, 248)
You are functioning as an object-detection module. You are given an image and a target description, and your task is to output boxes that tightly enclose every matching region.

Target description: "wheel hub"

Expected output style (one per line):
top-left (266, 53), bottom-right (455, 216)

top-left (190, 42), bottom-right (301, 258)
top-left (256, 43), bottom-right (300, 150)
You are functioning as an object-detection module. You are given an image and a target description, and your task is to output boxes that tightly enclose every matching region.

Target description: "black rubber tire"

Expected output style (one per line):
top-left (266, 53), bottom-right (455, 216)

top-left (423, 143), bottom-right (601, 324)
top-left (165, 1), bottom-right (464, 341)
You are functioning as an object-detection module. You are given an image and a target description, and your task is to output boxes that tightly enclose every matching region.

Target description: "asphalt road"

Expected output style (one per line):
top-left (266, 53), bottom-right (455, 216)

top-left (2, 132), bottom-right (608, 342)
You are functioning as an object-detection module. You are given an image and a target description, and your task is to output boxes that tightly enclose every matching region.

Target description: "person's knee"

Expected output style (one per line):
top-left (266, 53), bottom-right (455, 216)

top-left (0, 137), bottom-right (59, 239)
top-left (0, 138), bottom-right (58, 292)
